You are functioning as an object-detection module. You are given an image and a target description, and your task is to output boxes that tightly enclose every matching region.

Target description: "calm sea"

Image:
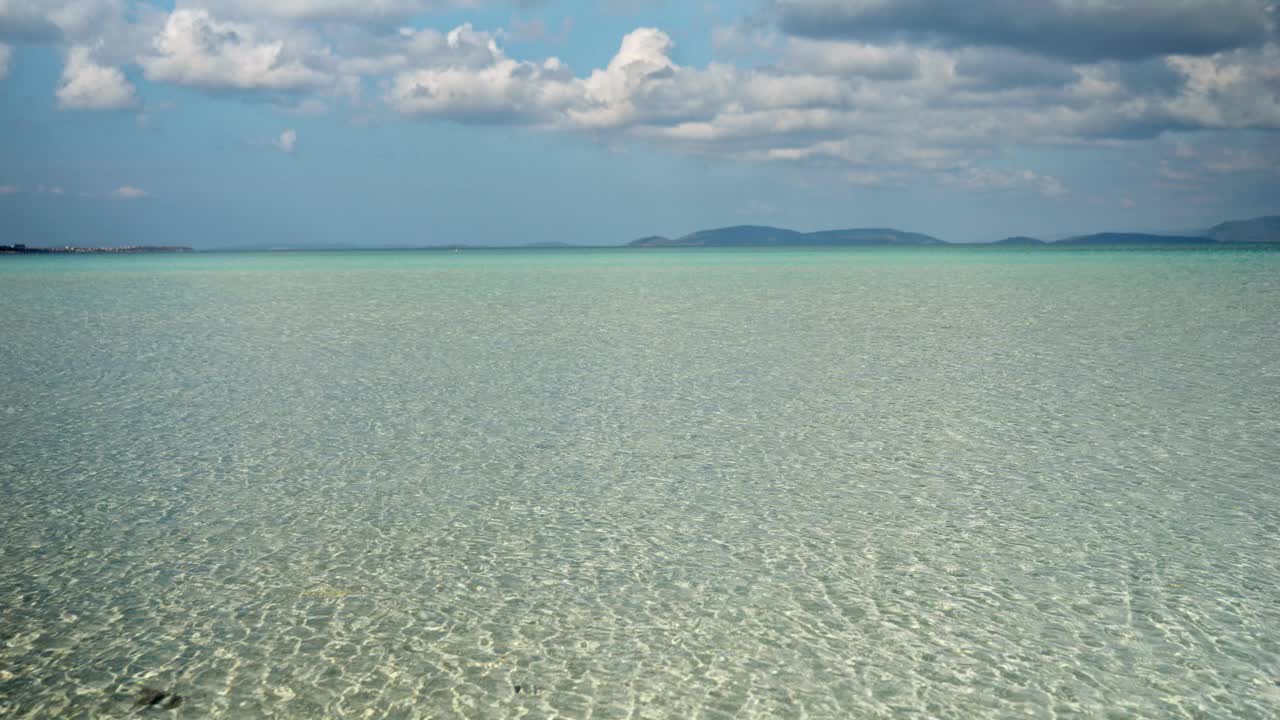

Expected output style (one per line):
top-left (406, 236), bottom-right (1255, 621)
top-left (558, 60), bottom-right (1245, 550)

top-left (2, 247), bottom-right (1278, 718)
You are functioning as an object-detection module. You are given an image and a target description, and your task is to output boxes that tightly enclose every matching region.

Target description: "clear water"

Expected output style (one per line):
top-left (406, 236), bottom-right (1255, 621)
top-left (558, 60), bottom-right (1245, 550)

top-left (2, 248), bottom-right (1278, 718)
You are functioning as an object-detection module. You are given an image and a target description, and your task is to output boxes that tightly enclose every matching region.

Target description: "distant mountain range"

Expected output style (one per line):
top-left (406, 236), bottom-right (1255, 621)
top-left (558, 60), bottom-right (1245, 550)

top-left (628, 225), bottom-right (945, 247)
top-left (9, 216), bottom-right (1275, 253)
top-left (632, 215), bottom-right (1280, 248)
top-left (994, 215), bottom-right (1280, 246)
top-left (1205, 215), bottom-right (1280, 243)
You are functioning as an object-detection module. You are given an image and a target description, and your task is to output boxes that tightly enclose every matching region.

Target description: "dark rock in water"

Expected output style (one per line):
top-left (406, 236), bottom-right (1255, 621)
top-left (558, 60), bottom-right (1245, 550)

top-left (134, 686), bottom-right (183, 710)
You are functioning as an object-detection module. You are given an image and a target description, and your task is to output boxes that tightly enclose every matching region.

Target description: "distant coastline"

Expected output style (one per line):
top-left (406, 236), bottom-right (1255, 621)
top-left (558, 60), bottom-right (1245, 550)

top-left (629, 215), bottom-right (1280, 248)
top-left (0, 244), bottom-right (194, 255)
top-left (4, 215), bottom-right (1276, 252)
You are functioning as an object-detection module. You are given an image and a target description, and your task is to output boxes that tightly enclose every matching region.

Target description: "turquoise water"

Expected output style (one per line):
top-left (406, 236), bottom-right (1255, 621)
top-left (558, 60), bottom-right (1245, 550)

top-left (2, 248), bottom-right (1278, 718)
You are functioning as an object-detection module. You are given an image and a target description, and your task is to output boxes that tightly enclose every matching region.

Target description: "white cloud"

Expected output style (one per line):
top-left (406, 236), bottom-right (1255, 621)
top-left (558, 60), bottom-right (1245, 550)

top-left (1156, 132), bottom-right (1280, 184)
top-left (0, 184), bottom-right (18, 194)
top-left (0, 43), bottom-right (11, 79)
top-left (782, 37), bottom-right (926, 80)
top-left (0, 0), bottom-right (102, 42)
top-left (110, 185), bottom-right (148, 199)
top-left (1121, 197), bottom-right (1137, 208)
top-left (1203, 147), bottom-right (1274, 174)
top-left (251, 14), bottom-right (1276, 197)
top-left (942, 168), bottom-right (1070, 198)
top-left (37, 184), bottom-right (65, 195)
top-left (275, 128), bottom-right (298, 153)
top-left (0, 0), bottom-right (160, 63)
top-left (385, 23), bottom-right (577, 121)
top-left (4, 1), bottom-right (1278, 201)
top-left (378, 26), bottom-right (1156, 190)
top-left (142, 9), bottom-right (333, 92)
top-left (568, 27), bottom-right (684, 128)
top-left (56, 45), bottom-right (136, 109)
top-left (1165, 43), bottom-right (1280, 128)
top-left (386, 27), bottom-right (730, 129)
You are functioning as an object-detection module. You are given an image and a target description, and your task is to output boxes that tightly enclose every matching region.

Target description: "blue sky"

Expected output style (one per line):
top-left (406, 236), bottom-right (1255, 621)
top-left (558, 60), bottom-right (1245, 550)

top-left (1, 0), bottom-right (1278, 247)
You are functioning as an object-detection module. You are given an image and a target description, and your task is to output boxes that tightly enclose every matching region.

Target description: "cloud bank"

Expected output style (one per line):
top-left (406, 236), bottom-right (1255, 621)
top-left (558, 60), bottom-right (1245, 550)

top-left (4, 0), bottom-right (1277, 193)
top-left (772, 0), bottom-right (1278, 61)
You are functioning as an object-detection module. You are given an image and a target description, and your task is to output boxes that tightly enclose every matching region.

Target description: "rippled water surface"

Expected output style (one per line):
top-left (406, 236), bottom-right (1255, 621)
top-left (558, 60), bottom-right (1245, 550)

top-left (2, 248), bottom-right (1279, 718)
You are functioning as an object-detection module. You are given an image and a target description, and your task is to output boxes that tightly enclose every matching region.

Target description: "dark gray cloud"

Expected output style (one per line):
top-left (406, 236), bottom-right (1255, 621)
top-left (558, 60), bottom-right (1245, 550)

top-left (952, 48), bottom-right (1078, 91)
top-left (774, 0), bottom-right (1277, 61)
top-left (1104, 58), bottom-right (1187, 97)
top-left (0, 6), bottom-right (66, 43)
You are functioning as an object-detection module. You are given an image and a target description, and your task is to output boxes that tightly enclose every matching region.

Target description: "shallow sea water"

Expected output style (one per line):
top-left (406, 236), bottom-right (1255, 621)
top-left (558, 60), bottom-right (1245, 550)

top-left (1, 247), bottom-right (1279, 718)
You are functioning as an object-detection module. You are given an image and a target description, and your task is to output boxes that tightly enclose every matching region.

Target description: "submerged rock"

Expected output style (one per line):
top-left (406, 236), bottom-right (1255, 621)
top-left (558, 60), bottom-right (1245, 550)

top-left (134, 686), bottom-right (183, 710)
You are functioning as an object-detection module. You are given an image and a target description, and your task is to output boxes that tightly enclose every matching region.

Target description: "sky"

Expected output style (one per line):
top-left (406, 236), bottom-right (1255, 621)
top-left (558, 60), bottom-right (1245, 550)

top-left (0, 0), bottom-right (1278, 248)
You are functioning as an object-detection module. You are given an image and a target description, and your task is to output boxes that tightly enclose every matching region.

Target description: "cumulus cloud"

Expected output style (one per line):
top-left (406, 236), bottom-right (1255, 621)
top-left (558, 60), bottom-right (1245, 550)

top-left (1164, 43), bottom-right (1280, 128)
top-left (110, 185), bottom-right (148, 198)
top-left (384, 23), bottom-right (576, 121)
top-left (142, 9), bottom-right (333, 92)
top-left (772, 0), bottom-right (1278, 61)
top-left (56, 45), bottom-right (136, 109)
top-left (0, 42), bottom-right (10, 78)
top-left (387, 27), bottom-right (737, 129)
top-left (0, 184), bottom-right (18, 194)
top-left (374, 18), bottom-right (1280, 191)
top-left (1, 0), bottom-right (159, 61)
top-left (570, 28), bottom-right (739, 129)
top-left (275, 128), bottom-right (298, 152)
top-left (5, 0), bottom-right (1278, 200)
top-left (37, 184), bottom-right (65, 194)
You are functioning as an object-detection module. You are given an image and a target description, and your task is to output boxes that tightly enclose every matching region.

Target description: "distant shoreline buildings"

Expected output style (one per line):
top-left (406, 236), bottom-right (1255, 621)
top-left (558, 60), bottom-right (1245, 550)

top-left (0, 244), bottom-right (194, 254)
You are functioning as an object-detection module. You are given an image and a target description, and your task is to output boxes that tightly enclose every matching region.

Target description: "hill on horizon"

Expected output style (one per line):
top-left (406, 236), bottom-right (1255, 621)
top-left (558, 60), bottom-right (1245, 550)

top-left (629, 225), bottom-right (945, 247)
top-left (1205, 215), bottom-right (1280, 243)
top-left (992, 236), bottom-right (1046, 245)
top-left (626, 214), bottom-right (1280, 249)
